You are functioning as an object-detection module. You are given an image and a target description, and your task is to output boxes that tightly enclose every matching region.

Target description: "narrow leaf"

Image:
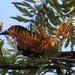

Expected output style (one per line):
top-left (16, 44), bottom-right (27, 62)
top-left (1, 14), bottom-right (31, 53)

top-left (14, 5), bottom-right (26, 13)
top-left (14, 5), bottom-right (33, 17)
top-left (0, 40), bottom-right (4, 49)
top-left (11, 16), bottom-right (31, 22)
top-left (25, 0), bottom-right (35, 3)
top-left (23, 2), bottom-right (34, 9)
top-left (65, 39), bottom-right (70, 48)
top-left (12, 2), bottom-right (25, 6)
top-left (1, 48), bottom-right (11, 55)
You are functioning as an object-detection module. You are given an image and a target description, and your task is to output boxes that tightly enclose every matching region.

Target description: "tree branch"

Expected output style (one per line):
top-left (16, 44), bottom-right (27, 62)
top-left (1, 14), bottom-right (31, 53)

top-left (0, 65), bottom-right (39, 70)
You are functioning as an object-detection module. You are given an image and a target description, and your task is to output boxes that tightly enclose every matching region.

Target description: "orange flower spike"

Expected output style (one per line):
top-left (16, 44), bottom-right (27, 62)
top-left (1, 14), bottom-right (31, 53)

top-left (66, 25), bottom-right (71, 32)
top-left (55, 31), bottom-right (59, 38)
top-left (47, 37), bottom-right (54, 46)
top-left (55, 24), bottom-right (64, 37)
top-left (57, 24), bottom-right (64, 32)
top-left (7, 26), bottom-right (61, 53)
top-left (66, 19), bottom-right (71, 26)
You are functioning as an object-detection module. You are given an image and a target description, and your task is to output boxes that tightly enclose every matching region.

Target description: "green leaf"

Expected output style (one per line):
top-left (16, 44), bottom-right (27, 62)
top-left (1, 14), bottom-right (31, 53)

top-left (60, 0), bottom-right (75, 15)
top-left (65, 39), bottom-right (70, 48)
top-left (11, 16), bottom-right (31, 22)
top-left (14, 5), bottom-right (26, 13)
top-left (12, 2), bottom-right (25, 6)
top-left (4, 55), bottom-right (17, 64)
top-left (0, 40), bottom-right (4, 49)
top-left (23, 2), bottom-right (34, 9)
top-left (12, 1), bottom-right (35, 7)
top-left (30, 9), bottom-right (35, 13)
top-left (1, 48), bottom-right (11, 55)
top-left (14, 5), bottom-right (33, 17)
top-left (25, 0), bottom-right (35, 3)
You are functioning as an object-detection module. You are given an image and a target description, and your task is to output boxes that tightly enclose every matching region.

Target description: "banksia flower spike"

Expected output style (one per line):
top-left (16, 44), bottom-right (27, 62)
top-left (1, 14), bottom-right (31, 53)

top-left (0, 25), bottom-right (59, 56)
top-left (55, 19), bottom-right (72, 41)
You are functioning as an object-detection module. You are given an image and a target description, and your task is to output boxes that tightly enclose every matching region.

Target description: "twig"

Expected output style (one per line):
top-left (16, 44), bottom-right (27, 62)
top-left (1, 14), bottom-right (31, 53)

top-left (0, 65), bottom-right (39, 70)
top-left (50, 57), bottom-right (75, 62)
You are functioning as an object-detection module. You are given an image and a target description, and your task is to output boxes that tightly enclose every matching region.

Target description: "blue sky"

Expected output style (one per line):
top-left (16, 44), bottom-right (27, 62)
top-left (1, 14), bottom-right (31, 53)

top-left (0, 0), bottom-right (26, 31)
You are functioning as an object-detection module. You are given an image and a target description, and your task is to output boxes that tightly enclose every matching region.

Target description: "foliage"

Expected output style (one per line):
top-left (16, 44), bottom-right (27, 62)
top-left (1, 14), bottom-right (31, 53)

top-left (0, 0), bottom-right (75, 75)
top-left (11, 0), bottom-right (75, 50)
